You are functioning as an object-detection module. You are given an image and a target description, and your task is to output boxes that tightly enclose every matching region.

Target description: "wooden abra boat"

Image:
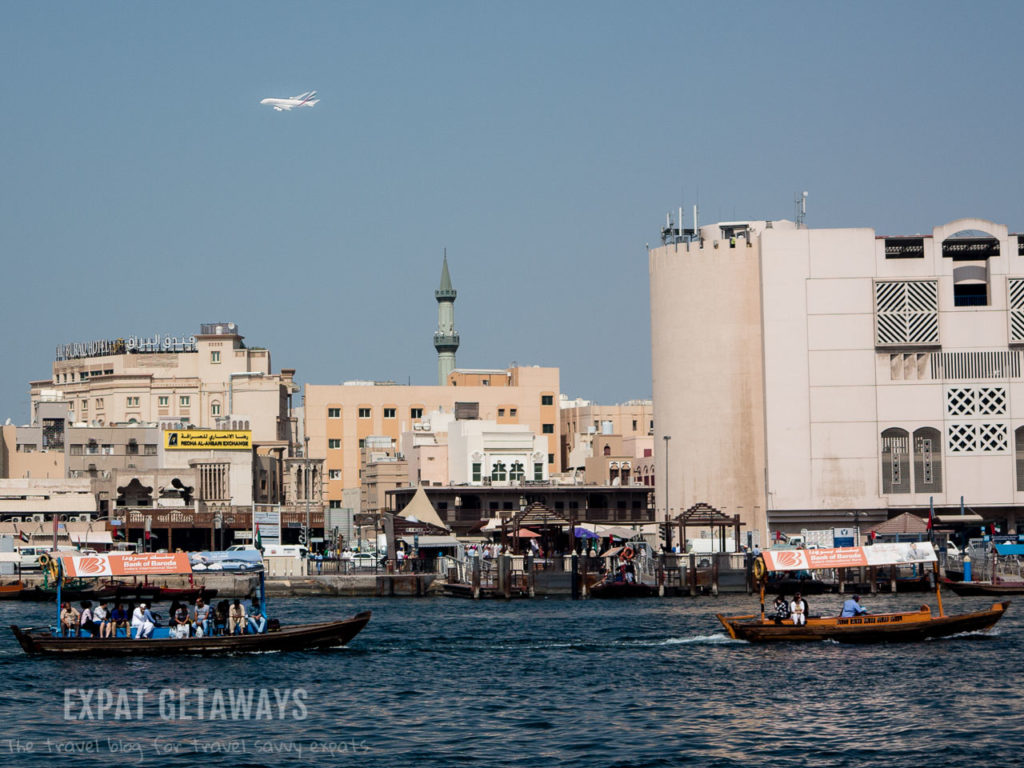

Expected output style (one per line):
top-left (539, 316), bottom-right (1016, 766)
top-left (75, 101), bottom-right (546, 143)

top-left (941, 577), bottom-right (1024, 597)
top-left (719, 542), bottom-right (1010, 643)
top-left (11, 551), bottom-right (371, 657)
top-left (11, 612), bottom-right (371, 656)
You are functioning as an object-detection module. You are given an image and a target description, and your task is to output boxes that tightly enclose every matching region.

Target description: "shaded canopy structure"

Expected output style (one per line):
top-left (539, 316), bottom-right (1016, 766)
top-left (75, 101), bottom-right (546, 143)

top-left (398, 486), bottom-right (449, 531)
top-left (873, 511), bottom-right (928, 536)
top-left (674, 502), bottom-right (745, 554)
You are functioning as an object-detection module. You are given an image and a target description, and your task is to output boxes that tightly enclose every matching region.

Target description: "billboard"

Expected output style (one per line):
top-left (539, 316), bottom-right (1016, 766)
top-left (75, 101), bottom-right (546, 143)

top-left (164, 430), bottom-right (252, 450)
top-left (60, 552), bottom-right (192, 578)
top-left (761, 542), bottom-right (936, 572)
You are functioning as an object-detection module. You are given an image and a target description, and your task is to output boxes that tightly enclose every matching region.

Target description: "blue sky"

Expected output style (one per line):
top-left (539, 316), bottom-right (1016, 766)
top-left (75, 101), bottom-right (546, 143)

top-left (3, 1), bottom-right (1024, 421)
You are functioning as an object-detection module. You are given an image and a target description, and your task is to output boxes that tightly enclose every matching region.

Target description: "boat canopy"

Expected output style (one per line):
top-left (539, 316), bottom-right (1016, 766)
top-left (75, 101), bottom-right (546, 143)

top-left (761, 542), bottom-right (937, 573)
top-left (59, 552), bottom-right (193, 578)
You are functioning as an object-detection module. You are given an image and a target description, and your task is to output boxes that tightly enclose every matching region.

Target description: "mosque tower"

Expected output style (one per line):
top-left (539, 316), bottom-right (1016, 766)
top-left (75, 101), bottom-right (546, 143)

top-left (433, 251), bottom-right (459, 385)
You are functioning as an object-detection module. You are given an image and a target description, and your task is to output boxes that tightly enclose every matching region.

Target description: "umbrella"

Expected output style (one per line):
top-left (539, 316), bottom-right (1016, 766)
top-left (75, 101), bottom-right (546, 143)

top-left (516, 528), bottom-right (540, 538)
top-left (574, 527), bottom-right (599, 539)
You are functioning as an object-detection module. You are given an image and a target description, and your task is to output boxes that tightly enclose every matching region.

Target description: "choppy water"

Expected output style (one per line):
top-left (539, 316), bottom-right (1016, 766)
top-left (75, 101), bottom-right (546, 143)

top-left (0, 592), bottom-right (1021, 767)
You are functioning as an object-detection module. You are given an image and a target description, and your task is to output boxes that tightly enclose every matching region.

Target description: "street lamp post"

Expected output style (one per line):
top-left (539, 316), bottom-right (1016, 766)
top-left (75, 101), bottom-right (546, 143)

top-left (663, 435), bottom-right (672, 544)
top-left (304, 435), bottom-right (311, 549)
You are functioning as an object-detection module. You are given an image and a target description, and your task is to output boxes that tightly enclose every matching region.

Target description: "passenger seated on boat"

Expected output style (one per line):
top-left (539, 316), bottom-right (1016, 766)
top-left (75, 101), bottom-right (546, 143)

top-left (228, 599), bottom-right (247, 635)
top-left (95, 601), bottom-right (111, 638)
top-left (193, 598), bottom-right (210, 637)
top-left (79, 601), bottom-right (100, 637)
top-left (60, 601), bottom-right (80, 637)
top-left (213, 600), bottom-right (229, 636)
top-left (789, 592), bottom-right (808, 626)
top-left (840, 594), bottom-right (867, 618)
top-left (132, 603), bottom-right (155, 639)
top-left (773, 595), bottom-right (791, 625)
top-left (111, 603), bottom-right (129, 638)
top-left (171, 604), bottom-right (191, 639)
top-left (248, 600), bottom-right (266, 634)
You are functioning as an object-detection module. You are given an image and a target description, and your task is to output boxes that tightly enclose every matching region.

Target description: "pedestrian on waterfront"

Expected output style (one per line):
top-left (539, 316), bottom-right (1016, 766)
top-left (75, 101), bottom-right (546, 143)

top-left (60, 601), bottom-right (80, 637)
top-left (773, 595), bottom-right (791, 625)
top-left (753, 544), bottom-right (762, 558)
top-left (840, 594), bottom-right (867, 618)
top-left (790, 592), bottom-right (808, 626)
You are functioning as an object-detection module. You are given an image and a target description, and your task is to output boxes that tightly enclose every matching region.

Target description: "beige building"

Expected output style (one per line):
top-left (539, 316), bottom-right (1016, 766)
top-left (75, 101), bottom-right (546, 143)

top-left (304, 365), bottom-right (560, 513)
top-left (559, 397), bottom-right (654, 472)
top-left (650, 215), bottom-right (1024, 540)
top-left (30, 322), bottom-right (297, 444)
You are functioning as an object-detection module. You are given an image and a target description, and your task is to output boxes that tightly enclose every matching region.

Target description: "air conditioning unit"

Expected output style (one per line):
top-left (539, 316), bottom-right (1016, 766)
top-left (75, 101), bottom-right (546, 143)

top-left (75, 514), bottom-right (92, 522)
top-left (31, 514), bottom-right (45, 523)
top-left (8, 516), bottom-right (22, 523)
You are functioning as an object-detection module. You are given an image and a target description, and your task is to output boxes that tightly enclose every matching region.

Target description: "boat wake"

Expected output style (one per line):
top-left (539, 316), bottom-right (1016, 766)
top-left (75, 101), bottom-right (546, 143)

top-left (658, 633), bottom-right (742, 646)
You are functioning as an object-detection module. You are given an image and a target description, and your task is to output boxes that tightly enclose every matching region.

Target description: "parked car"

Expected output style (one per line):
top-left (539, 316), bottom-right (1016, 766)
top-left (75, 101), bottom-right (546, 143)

top-left (351, 552), bottom-right (378, 568)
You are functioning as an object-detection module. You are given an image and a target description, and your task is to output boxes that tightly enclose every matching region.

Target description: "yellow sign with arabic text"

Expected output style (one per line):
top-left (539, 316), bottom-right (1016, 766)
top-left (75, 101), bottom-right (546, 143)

top-left (164, 429), bottom-right (252, 450)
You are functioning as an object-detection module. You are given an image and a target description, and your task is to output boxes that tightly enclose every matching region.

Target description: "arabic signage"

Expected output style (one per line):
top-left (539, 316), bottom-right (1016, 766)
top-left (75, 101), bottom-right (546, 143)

top-left (761, 542), bottom-right (936, 572)
top-left (164, 430), bottom-right (252, 450)
top-left (60, 552), bottom-right (192, 578)
top-left (56, 333), bottom-right (198, 361)
top-left (254, 509), bottom-right (281, 546)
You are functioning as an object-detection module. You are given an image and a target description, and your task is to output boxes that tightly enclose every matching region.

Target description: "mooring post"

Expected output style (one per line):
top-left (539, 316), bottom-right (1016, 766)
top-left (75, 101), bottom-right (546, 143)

top-left (689, 552), bottom-right (697, 597)
top-left (471, 553), bottom-right (481, 599)
top-left (571, 553), bottom-right (580, 600)
top-left (712, 553), bottom-right (720, 597)
top-left (501, 554), bottom-right (512, 599)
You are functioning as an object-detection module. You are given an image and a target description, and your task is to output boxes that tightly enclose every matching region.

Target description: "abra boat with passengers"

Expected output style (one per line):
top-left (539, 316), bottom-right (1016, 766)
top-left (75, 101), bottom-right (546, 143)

top-left (718, 542), bottom-right (1009, 643)
top-left (10, 551), bottom-right (370, 656)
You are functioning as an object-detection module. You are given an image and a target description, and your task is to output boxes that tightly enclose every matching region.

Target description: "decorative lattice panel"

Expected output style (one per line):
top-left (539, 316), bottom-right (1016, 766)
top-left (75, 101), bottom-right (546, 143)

top-left (977, 387), bottom-right (1007, 415)
top-left (875, 280), bottom-right (939, 347)
top-left (1010, 278), bottom-right (1024, 343)
top-left (946, 388), bottom-right (974, 416)
top-left (978, 423), bottom-right (1008, 452)
top-left (948, 424), bottom-right (977, 453)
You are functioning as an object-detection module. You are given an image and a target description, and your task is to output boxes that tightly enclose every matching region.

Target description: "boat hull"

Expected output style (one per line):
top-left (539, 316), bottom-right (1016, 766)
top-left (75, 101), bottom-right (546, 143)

top-left (942, 579), bottom-right (1024, 597)
top-left (717, 602), bottom-right (1009, 643)
top-left (10, 611), bottom-right (371, 656)
top-left (589, 581), bottom-right (659, 598)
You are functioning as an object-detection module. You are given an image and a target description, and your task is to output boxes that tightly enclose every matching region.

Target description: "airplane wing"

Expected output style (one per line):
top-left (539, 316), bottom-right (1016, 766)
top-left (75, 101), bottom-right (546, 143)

top-left (274, 104), bottom-right (292, 111)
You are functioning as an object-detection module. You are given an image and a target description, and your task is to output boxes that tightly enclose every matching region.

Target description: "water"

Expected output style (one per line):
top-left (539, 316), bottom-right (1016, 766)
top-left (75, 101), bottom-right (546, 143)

top-left (0, 592), bottom-right (1022, 767)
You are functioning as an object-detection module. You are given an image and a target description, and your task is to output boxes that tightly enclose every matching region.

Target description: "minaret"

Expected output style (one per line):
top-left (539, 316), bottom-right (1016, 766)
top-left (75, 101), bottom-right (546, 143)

top-left (434, 251), bottom-right (459, 385)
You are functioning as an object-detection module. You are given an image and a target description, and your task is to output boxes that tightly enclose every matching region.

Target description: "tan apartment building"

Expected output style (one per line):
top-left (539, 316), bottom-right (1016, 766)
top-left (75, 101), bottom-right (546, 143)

top-left (304, 365), bottom-right (560, 514)
top-left (559, 397), bottom-right (654, 472)
top-left (30, 322), bottom-right (297, 444)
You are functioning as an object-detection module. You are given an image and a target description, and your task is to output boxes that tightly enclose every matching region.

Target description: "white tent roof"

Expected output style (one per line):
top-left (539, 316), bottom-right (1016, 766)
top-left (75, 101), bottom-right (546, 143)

top-left (398, 486), bottom-right (448, 531)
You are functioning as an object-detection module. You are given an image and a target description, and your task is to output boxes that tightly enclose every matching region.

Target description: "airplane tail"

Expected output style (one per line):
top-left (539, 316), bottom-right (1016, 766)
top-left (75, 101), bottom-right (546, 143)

top-left (305, 99), bottom-right (319, 107)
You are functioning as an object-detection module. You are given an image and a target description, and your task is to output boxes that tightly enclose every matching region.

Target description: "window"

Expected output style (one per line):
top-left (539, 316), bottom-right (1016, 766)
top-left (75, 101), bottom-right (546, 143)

top-left (211, 402), bottom-right (221, 416)
top-left (95, 398), bottom-right (104, 409)
top-left (548, 453), bottom-right (554, 464)
top-left (411, 408), bottom-right (423, 419)
top-left (328, 439), bottom-right (341, 449)
top-left (632, 420), bottom-right (637, 431)
top-left (70, 444), bottom-right (83, 455)
top-left (358, 408), bottom-right (371, 418)
top-left (144, 444), bottom-right (158, 455)
top-left (913, 427), bottom-right (943, 492)
top-left (534, 463), bottom-right (544, 481)
top-left (542, 423), bottom-right (554, 434)
top-left (498, 409), bottom-right (505, 417)
top-left (126, 440), bottom-right (139, 456)
top-left (126, 396), bottom-right (140, 408)
top-left (329, 499), bottom-right (342, 509)
top-left (86, 441), bottom-right (99, 455)
top-left (881, 428), bottom-right (911, 494)
top-left (383, 408), bottom-right (396, 418)
top-left (358, 439), bottom-right (365, 448)
top-left (158, 396), bottom-right (169, 407)
top-left (328, 408), bottom-right (341, 418)
top-left (329, 469), bottom-right (341, 480)
top-left (180, 396), bottom-right (190, 407)
top-left (472, 463), bottom-right (482, 482)
top-left (510, 408), bottom-right (517, 417)
top-left (81, 399), bottom-right (88, 410)
top-left (510, 462), bottom-right (524, 481)
top-left (210, 350), bottom-right (221, 363)
top-left (101, 444), bottom-right (114, 455)
top-left (68, 401), bottom-right (74, 410)
top-left (541, 395), bottom-right (554, 406)
top-left (491, 462), bottom-right (507, 482)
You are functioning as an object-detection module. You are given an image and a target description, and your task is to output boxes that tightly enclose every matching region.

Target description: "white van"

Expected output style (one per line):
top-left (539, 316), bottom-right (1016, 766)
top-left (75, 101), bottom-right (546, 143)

top-left (17, 546), bottom-right (77, 570)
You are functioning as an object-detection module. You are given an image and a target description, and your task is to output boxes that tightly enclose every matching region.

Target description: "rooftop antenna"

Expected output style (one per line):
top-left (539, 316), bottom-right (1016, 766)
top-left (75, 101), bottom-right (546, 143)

top-left (795, 191), bottom-right (808, 228)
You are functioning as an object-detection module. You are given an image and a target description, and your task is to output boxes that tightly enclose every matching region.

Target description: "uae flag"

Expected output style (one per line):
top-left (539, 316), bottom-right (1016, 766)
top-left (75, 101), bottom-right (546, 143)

top-left (18, 530), bottom-right (29, 543)
top-left (255, 523), bottom-right (264, 552)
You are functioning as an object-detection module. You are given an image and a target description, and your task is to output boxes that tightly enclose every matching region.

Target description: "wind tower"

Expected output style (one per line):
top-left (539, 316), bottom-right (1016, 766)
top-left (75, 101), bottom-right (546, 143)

top-left (434, 251), bottom-right (460, 385)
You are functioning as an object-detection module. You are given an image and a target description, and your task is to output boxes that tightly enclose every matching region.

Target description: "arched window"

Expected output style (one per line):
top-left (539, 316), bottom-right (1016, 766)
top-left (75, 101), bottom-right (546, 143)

top-left (1015, 427), bottom-right (1024, 491)
top-left (491, 462), bottom-right (507, 482)
top-left (603, 445), bottom-right (611, 457)
top-left (881, 428), bottom-right (910, 494)
top-left (509, 462), bottom-right (524, 481)
top-left (913, 427), bottom-right (942, 493)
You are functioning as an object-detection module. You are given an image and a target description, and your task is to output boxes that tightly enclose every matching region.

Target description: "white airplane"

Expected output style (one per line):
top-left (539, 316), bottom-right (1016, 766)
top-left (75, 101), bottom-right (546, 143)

top-left (260, 90), bottom-right (319, 112)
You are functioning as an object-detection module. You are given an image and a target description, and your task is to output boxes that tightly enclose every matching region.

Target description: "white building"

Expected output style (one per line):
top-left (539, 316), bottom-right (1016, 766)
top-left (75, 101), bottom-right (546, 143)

top-left (403, 410), bottom-right (549, 487)
top-left (650, 216), bottom-right (1024, 538)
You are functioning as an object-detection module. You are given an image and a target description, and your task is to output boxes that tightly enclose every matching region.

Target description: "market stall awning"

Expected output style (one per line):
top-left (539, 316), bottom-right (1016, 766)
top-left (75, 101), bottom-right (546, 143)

top-left (517, 528), bottom-right (540, 538)
top-left (401, 535), bottom-right (459, 548)
top-left (68, 531), bottom-right (113, 545)
top-left (574, 526), bottom-right (600, 539)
